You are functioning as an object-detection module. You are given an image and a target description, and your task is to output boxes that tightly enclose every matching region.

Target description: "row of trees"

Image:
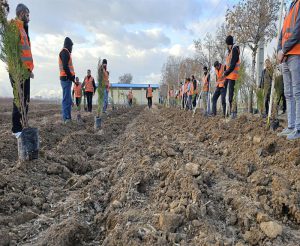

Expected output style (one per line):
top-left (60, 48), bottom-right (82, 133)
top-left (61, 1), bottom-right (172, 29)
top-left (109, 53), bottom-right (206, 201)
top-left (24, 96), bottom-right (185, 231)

top-left (161, 0), bottom-right (281, 113)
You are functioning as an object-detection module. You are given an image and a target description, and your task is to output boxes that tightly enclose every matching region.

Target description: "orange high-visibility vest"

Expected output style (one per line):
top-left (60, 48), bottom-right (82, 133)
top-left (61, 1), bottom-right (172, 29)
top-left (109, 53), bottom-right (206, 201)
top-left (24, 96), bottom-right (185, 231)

top-left (202, 74), bottom-right (209, 92)
top-left (215, 65), bottom-right (226, 88)
top-left (282, 0), bottom-right (300, 55)
top-left (59, 48), bottom-right (75, 77)
top-left (226, 46), bottom-right (240, 80)
top-left (14, 19), bottom-right (34, 72)
top-left (73, 83), bottom-right (82, 98)
top-left (84, 76), bottom-right (94, 93)
top-left (184, 82), bottom-right (189, 93)
top-left (147, 87), bottom-right (153, 97)
top-left (188, 82), bottom-right (194, 96)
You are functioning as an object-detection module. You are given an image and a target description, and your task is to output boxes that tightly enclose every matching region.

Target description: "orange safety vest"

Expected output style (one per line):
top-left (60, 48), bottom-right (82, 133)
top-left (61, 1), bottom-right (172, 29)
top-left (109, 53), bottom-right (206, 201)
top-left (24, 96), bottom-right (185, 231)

top-left (188, 82), bottom-right (194, 96)
top-left (202, 74), bottom-right (209, 92)
top-left (59, 48), bottom-right (75, 77)
top-left (215, 65), bottom-right (226, 88)
top-left (103, 70), bottom-right (109, 86)
top-left (147, 87), bottom-right (153, 97)
top-left (73, 83), bottom-right (82, 98)
top-left (14, 19), bottom-right (34, 72)
top-left (184, 82), bottom-right (189, 94)
top-left (282, 0), bottom-right (300, 55)
top-left (128, 91), bottom-right (133, 100)
top-left (84, 76), bottom-right (94, 93)
top-left (226, 46), bottom-right (240, 80)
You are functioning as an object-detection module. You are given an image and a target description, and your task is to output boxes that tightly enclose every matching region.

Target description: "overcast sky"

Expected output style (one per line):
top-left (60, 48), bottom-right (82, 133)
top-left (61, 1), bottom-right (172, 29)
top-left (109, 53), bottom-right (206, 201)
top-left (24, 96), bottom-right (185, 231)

top-left (1, 0), bottom-right (243, 98)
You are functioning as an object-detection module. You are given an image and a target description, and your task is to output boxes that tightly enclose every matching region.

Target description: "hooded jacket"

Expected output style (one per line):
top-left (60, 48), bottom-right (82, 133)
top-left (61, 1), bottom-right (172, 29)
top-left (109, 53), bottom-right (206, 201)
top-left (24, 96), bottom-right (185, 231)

top-left (59, 37), bottom-right (75, 81)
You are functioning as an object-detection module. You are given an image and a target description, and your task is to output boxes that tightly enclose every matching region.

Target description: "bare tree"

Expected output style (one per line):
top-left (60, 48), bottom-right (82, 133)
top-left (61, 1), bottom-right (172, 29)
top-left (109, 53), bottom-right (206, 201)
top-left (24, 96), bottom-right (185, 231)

top-left (226, 0), bottom-right (280, 113)
top-left (119, 73), bottom-right (133, 84)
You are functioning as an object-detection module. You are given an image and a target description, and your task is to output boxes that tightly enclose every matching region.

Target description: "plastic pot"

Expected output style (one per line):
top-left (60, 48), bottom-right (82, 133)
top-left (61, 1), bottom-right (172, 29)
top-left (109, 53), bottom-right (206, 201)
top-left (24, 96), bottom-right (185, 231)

top-left (17, 127), bottom-right (39, 161)
top-left (94, 116), bottom-right (102, 130)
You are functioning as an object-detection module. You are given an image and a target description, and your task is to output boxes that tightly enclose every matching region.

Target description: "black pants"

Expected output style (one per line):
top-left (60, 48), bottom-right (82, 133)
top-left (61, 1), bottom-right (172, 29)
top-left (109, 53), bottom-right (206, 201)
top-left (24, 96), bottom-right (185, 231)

top-left (10, 76), bottom-right (30, 133)
top-left (147, 97), bottom-right (152, 108)
top-left (128, 99), bottom-right (133, 107)
top-left (86, 92), bottom-right (93, 112)
top-left (212, 86), bottom-right (226, 116)
top-left (192, 94), bottom-right (198, 107)
top-left (225, 79), bottom-right (235, 113)
top-left (182, 94), bottom-right (187, 109)
top-left (277, 93), bottom-right (286, 112)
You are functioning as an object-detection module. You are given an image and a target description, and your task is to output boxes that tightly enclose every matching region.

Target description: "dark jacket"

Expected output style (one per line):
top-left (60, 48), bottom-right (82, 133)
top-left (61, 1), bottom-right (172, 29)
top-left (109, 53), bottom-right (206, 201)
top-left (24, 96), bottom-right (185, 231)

top-left (260, 68), bottom-right (273, 94)
top-left (278, 1), bottom-right (300, 54)
top-left (224, 45), bottom-right (239, 76)
top-left (59, 38), bottom-right (75, 81)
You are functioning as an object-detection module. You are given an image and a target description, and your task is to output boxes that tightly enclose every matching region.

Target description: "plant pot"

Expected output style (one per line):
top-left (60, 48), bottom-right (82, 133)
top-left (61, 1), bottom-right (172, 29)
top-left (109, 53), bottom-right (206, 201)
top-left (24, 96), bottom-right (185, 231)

top-left (17, 127), bottom-right (39, 161)
top-left (94, 116), bottom-right (102, 130)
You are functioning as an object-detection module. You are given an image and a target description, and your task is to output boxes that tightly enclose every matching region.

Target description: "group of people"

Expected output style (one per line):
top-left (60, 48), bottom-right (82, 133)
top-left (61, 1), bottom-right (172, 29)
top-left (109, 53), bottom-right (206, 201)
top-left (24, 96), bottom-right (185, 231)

top-left (7, 1), bottom-right (300, 141)
top-left (59, 37), bottom-right (110, 123)
top-left (126, 84), bottom-right (154, 109)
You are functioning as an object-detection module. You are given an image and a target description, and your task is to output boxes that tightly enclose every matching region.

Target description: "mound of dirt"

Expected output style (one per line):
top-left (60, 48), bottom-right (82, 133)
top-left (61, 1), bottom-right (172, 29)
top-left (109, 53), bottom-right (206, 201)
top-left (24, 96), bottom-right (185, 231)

top-left (0, 101), bottom-right (299, 245)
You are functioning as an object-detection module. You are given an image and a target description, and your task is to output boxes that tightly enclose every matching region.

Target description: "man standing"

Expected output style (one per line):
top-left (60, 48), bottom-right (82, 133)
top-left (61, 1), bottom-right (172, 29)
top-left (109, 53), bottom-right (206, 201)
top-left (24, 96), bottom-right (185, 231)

top-left (202, 66), bottom-right (210, 115)
top-left (212, 61), bottom-right (226, 116)
top-left (192, 75), bottom-right (198, 108)
top-left (10, 4), bottom-right (34, 138)
top-left (277, 0), bottom-right (300, 140)
top-left (128, 89), bottom-right (133, 107)
top-left (187, 78), bottom-right (194, 110)
top-left (59, 37), bottom-right (75, 123)
top-left (103, 70), bottom-right (110, 114)
top-left (146, 84), bottom-right (153, 109)
top-left (224, 35), bottom-right (240, 117)
top-left (259, 59), bottom-right (273, 117)
top-left (72, 77), bottom-right (82, 111)
top-left (83, 69), bottom-right (96, 113)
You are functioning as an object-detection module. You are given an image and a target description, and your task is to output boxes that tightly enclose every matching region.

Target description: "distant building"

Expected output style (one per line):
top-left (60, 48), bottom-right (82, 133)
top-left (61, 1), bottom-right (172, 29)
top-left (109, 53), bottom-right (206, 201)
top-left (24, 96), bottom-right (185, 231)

top-left (110, 83), bottom-right (159, 105)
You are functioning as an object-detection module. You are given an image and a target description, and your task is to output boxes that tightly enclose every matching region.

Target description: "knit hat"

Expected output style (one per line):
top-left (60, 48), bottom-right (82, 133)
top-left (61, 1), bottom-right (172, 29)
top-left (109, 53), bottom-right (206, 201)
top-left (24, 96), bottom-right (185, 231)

top-left (16, 3), bottom-right (29, 17)
top-left (102, 59), bottom-right (107, 65)
top-left (226, 35), bottom-right (234, 45)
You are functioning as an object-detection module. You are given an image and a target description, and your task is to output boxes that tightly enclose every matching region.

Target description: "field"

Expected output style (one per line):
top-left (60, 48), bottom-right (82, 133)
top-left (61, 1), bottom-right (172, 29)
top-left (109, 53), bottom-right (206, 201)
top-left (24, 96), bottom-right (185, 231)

top-left (0, 99), bottom-right (299, 245)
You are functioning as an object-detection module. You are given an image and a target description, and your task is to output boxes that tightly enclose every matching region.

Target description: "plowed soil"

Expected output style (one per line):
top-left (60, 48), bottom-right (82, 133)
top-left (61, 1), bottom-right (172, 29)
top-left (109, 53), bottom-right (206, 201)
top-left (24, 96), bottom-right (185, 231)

top-left (0, 99), bottom-right (299, 246)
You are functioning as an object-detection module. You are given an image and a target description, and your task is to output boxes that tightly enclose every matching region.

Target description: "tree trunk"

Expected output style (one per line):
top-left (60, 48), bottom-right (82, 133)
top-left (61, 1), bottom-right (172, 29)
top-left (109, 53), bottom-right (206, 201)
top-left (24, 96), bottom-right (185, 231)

top-left (249, 47), bottom-right (258, 113)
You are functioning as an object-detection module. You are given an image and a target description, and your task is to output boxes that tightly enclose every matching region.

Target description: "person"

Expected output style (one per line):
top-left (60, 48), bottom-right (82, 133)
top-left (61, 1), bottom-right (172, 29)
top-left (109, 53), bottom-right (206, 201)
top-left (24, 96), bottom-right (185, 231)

top-left (83, 69), bottom-right (96, 113)
top-left (224, 35), bottom-right (240, 117)
top-left (192, 75), bottom-right (198, 107)
top-left (182, 79), bottom-right (189, 109)
top-left (275, 73), bottom-right (286, 114)
top-left (277, 0), bottom-right (300, 140)
top-left (72, 77), bottom-right (82, 111)
top-left (146, 84), bottom-right (153, 109)
top-left (187, 78), bottom-right (194, 110)
top-left (59, 37), bottom-right (75, 123)
top-left (103, 69), bottom-right (110, 113)
top-left (202, 66), bottom-right (210, 115)
top-left (10, 4), bottom-right (34, 138)
top-left (128, 89), bottom-right (133, 107)
top-left (212, 61), bottom-right (226, 116)
top-left (259, 59), bottom-right (273, 117)
top-left (169, 87), bottom-right (175, 107)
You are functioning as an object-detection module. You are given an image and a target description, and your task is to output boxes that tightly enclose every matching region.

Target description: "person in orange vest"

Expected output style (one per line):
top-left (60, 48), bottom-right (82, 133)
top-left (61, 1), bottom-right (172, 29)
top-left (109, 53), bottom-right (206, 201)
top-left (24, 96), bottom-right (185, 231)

top-left (59, 37), bottom-right (76, 123)
top-left (128, 89), bottom-right (133, 107)
top-left (72, 77), bottom-right (82, 111)
top-left (202, 66), bottom-right (210, 115)
top-left (83, 69), bottom-right (96, 112)
top-left (212, 61), bottom-right (226, 116)
top-left (103, 67), bottom-right (110, 114)
top-left (182, 79), bottom-right (189, 109)
top-left (277, 0), bottom-right (300, 140)
top-left (187, 78), bottom-right (194, 110)
top-left (10, 4), bottom-right (34, 137)
top-left (146, 84), bottom-right (153, 109)
top-left (224, 35), bottom-right (240, 118)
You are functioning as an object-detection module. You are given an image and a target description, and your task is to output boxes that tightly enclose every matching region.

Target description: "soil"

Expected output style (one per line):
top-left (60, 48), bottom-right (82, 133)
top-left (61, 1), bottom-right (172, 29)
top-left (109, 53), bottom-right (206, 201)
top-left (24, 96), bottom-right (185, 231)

top-left (0, 99), bottom-right (299, 246)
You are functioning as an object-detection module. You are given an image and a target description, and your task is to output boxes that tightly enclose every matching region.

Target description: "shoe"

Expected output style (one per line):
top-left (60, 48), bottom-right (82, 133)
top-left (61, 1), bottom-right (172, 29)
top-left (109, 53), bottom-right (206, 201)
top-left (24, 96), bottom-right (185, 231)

top-left (12, 132), bottom-right (22, 138)
top-left (277, 128), bottom-right (294, 137)
top-left (287, 129), bottom-right (300, 140)
top-left (64, 119), bottom-right (71, 124)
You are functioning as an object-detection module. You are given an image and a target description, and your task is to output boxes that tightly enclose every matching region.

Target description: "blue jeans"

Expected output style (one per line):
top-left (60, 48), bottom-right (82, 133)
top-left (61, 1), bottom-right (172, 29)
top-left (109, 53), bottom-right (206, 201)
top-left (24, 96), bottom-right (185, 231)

top-left (282, 55), bottom-right (300, 130)
top-left (60, 80), bottom-right (72, 121)
top-left (103, 89), bottom-right (109, 112)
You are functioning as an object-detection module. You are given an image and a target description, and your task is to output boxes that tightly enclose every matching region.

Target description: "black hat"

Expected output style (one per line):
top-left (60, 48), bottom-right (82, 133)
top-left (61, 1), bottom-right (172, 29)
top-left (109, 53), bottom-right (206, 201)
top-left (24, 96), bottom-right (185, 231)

top-left (226, 35), bottom-right (234, 45)
top-left (64, 37), bottom-right (73, 47)
top-left (214, 61), bottom-right (219, 68)
top-left (102, 59), bottom-right (107, 64)
top-left (203, 66), bottom-right (208, 71)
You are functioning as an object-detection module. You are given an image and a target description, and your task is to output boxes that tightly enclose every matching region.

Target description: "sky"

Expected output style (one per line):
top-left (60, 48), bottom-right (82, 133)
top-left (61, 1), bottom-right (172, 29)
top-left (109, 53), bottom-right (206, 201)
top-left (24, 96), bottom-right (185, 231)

top-left (0, 0), bottom-right (258, 99)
